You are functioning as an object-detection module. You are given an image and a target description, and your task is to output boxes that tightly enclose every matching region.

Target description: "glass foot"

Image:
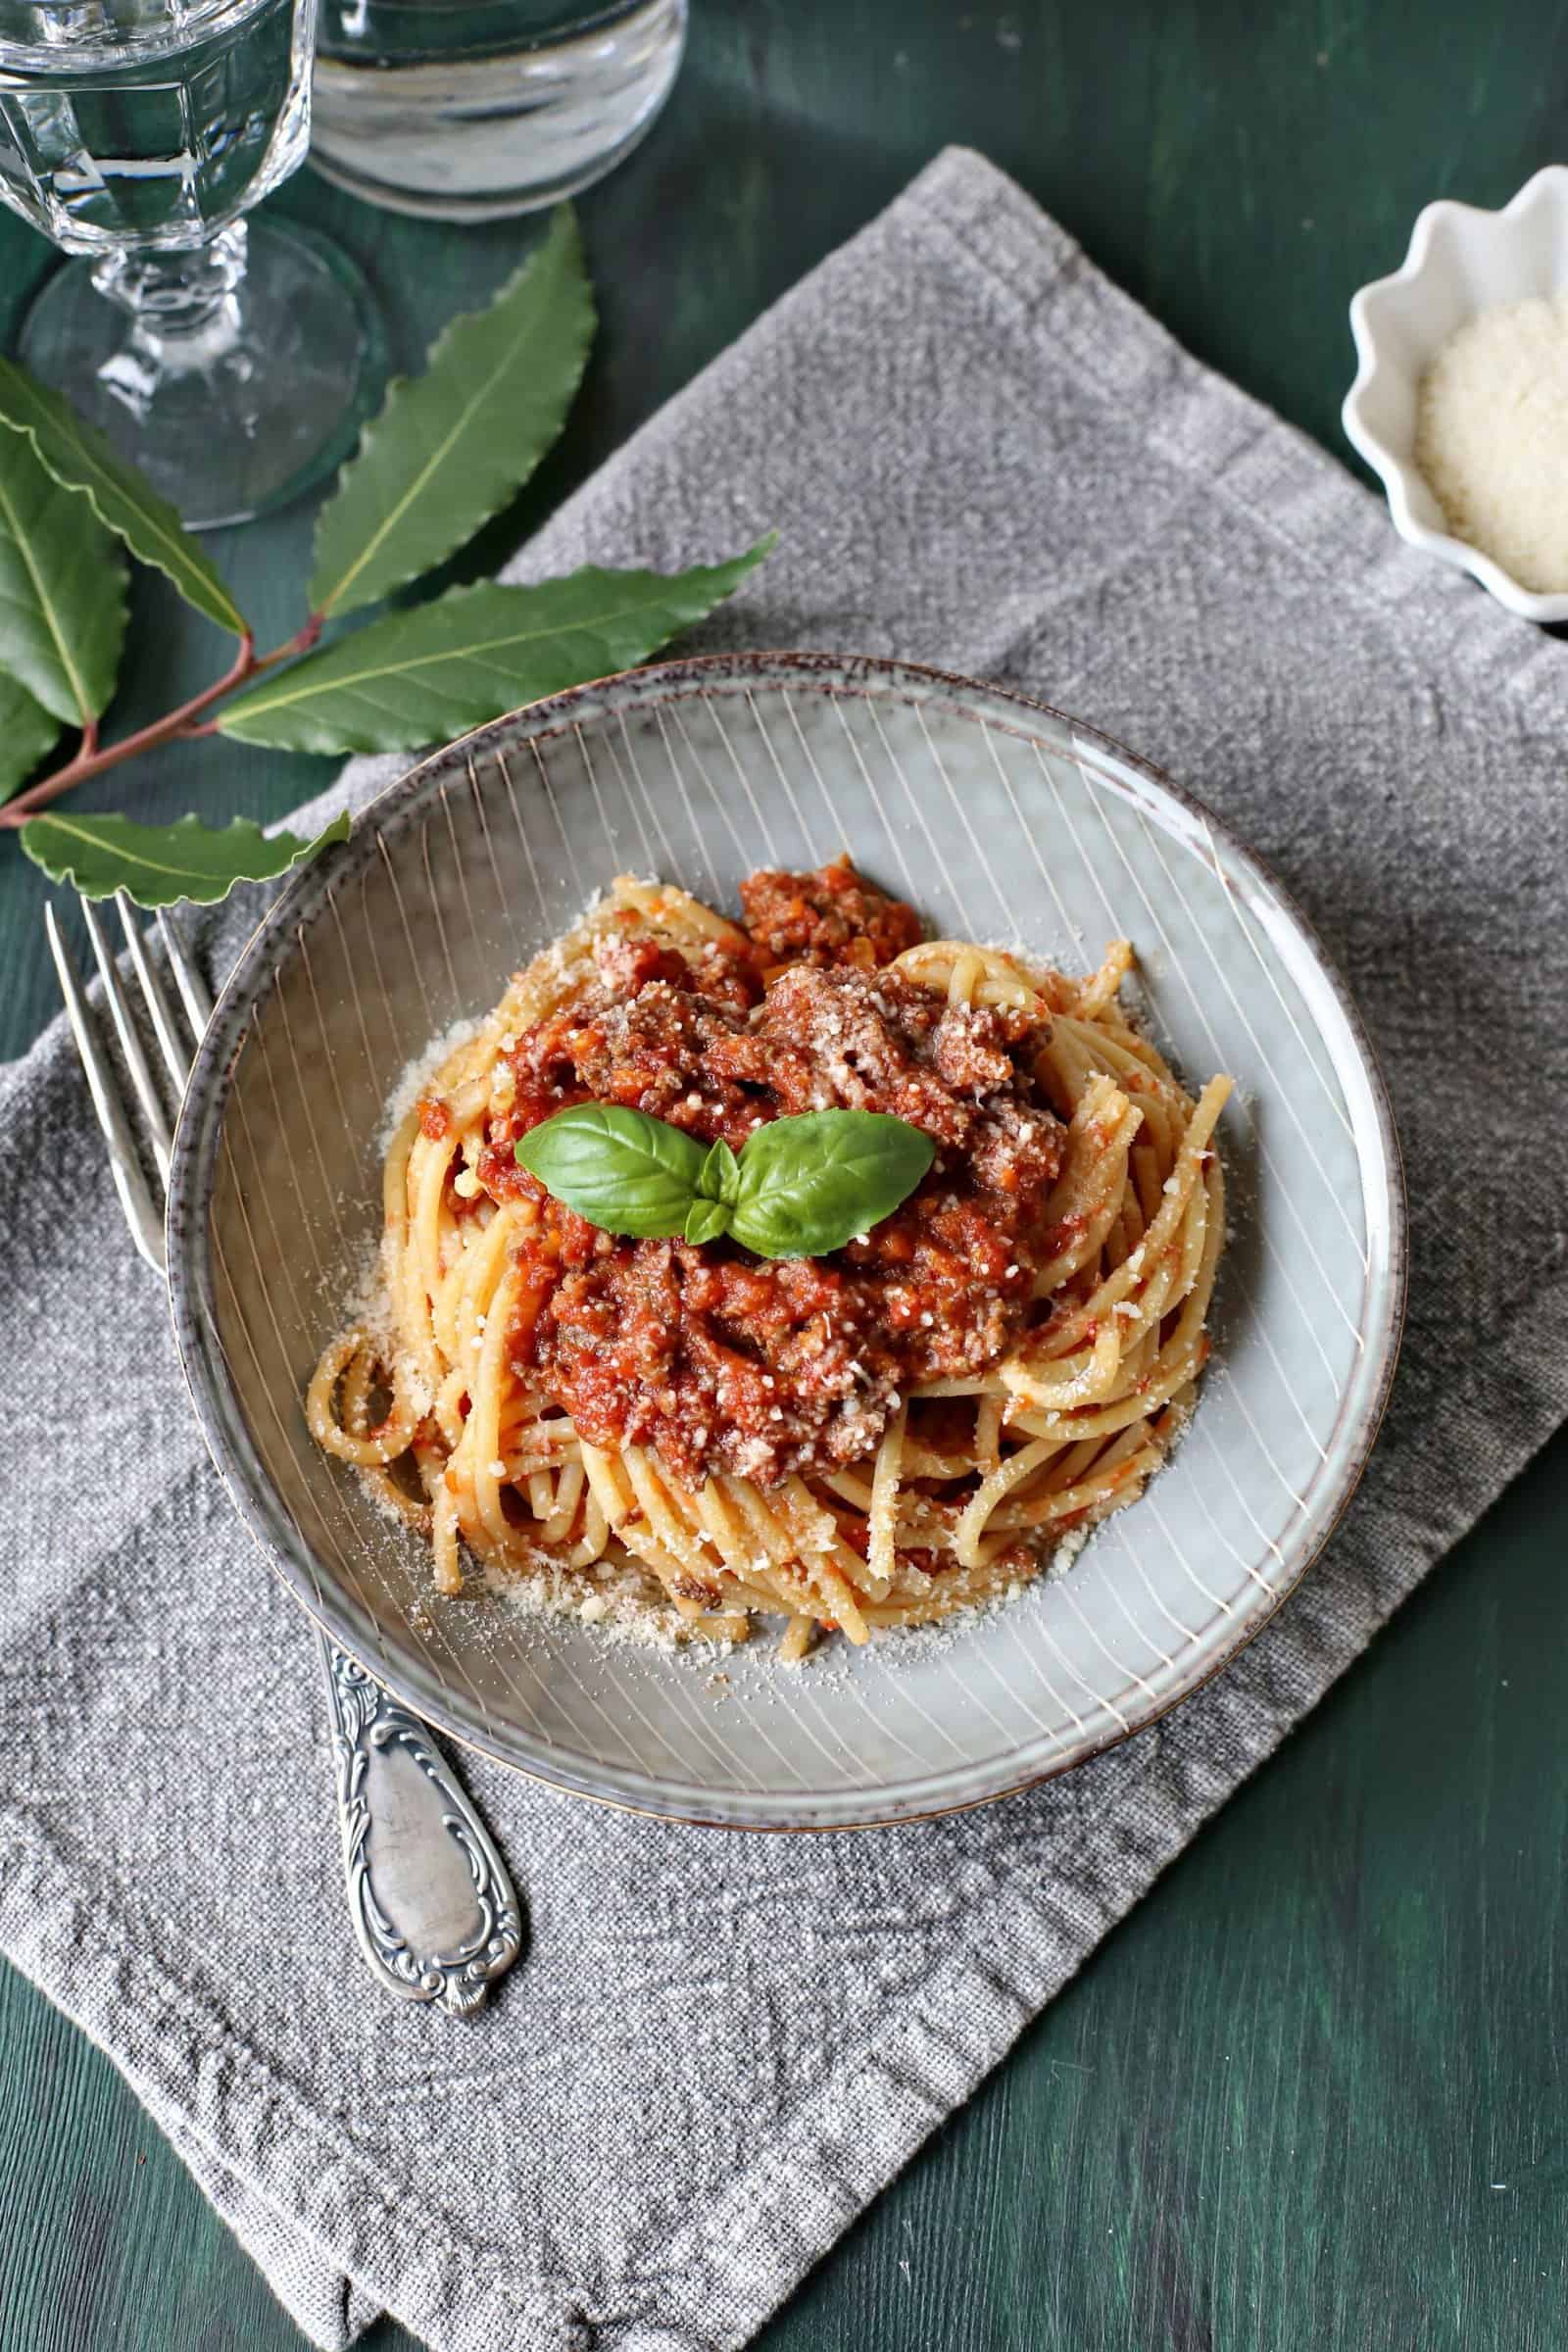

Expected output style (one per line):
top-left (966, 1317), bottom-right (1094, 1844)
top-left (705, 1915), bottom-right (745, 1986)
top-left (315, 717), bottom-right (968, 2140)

top-left (17, 219), bottom-right (385, 531)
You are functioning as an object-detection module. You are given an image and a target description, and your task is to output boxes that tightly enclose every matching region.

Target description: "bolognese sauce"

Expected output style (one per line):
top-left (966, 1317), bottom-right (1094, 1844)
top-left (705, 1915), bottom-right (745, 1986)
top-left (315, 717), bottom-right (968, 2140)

top-left (469, 861), bottom-right (1065, 1491)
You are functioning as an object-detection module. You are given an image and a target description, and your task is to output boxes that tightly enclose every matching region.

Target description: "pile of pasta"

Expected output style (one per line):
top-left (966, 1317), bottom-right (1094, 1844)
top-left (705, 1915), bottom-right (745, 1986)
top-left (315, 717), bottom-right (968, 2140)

top-left (308, 879), bottom-right (1230, 1661)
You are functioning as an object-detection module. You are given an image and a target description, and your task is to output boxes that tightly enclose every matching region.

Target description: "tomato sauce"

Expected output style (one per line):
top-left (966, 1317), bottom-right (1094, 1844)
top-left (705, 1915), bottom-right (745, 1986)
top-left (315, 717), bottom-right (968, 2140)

top-left (473, 863), bottom-right (1064, 1490)
top-left (738, 858), bottom-right (923, 969)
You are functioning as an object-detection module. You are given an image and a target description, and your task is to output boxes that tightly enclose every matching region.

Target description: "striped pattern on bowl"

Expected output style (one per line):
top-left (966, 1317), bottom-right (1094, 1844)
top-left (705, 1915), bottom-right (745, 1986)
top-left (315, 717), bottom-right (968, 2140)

top-left (167, 654), bottom-right (1404, 1829)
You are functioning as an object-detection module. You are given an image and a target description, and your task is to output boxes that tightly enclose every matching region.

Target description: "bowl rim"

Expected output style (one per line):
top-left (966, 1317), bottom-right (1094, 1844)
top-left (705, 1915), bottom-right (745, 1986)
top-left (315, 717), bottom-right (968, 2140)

top-left (1342, 162), bottom-right (1568, 623)
top-left (166, 649), bottom-right (1407, 1831)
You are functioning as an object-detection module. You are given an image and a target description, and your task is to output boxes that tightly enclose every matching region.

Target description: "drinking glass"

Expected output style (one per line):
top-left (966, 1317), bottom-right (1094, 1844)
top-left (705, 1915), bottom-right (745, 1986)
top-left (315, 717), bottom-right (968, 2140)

top-left (311, 0), bottom-right (686, 221)
top-left (0, 0), bottom-right (383, 526)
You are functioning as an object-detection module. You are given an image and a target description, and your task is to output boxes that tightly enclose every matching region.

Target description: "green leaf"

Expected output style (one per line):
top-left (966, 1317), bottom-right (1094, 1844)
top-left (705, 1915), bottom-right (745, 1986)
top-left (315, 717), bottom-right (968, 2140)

top-left (0, 418), bottom-right (127, 726)
top-left (513, 1102), bottom-right (934, 1261)
top-left (0, 360), bottom-right (246, 637)
top-left (683, 1197), bottom-right (733, 1248)
top-left (0, 672), bottom-right (61, 804)
top-left (700, 1137), bottom-right (741, 1205)
top-left (310, 207), bottom-right (594, 619)
top-left (216, 540), bottom-right (776, 755)
top-left (514, 1102), bottom-right (709, 1238)
top-left (729, 1109), bottom-right (935, 1260)
top-left (19, 808), bottom-right (350, 907)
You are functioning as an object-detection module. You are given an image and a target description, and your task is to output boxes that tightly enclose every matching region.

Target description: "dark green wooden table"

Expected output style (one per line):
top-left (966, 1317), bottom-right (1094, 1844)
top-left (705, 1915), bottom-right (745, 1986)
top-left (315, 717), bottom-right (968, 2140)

top-left (4, 7), bottom-right (1566, 2347)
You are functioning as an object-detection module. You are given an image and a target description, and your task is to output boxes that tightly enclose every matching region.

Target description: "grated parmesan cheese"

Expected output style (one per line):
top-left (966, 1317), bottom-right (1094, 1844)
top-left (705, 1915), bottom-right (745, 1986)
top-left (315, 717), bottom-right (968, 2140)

top-left (376, 1012), bottom-right (481, 1154)
top-left (1416, 295), bottom-right (1568, 592)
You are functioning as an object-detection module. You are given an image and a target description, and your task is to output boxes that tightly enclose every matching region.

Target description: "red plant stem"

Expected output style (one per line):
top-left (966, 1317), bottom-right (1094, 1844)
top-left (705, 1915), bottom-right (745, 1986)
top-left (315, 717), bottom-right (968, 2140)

top-left (174, 616), bottom-right (323, 739)
top-left (0, 610), bottom-right (327, 830)
top-left (0, 634), bottom-right (258, 825)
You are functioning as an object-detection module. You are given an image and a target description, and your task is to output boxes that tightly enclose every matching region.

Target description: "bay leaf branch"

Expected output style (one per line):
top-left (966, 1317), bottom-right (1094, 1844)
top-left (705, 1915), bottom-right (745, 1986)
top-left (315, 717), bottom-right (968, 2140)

top-left (216, 539), bottom-right (776, 755)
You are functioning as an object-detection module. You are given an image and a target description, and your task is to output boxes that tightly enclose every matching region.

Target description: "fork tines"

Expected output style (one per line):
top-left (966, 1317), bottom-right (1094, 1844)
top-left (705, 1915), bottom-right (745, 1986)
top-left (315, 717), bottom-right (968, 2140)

top-left (45, 891), bottom-right (212, 1279)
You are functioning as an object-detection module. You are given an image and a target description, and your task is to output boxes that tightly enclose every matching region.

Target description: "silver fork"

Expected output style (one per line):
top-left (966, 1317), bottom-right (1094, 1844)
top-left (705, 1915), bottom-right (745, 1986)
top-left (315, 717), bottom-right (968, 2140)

top-left (46, 890), bottom-right (522, 2018)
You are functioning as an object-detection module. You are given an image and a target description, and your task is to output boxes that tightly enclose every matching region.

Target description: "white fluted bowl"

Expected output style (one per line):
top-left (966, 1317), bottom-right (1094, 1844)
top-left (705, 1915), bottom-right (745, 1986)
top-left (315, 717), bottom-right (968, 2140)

top-left (1344, 163), bottom-right (1568, 623)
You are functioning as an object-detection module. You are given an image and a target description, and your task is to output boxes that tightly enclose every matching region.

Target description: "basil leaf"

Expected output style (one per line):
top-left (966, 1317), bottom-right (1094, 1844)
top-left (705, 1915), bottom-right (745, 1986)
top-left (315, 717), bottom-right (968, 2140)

top-left (684, 1197), bottom-right (733, 1248)
top-left (699, 1137), bottom-right (740, 1205)
top-left (514, 1103), bottom-right (707, 1238)
top-left (513, 1102), bottom-right (934, 1260)
top-left (729, 1109), bottom-right (935, 1260)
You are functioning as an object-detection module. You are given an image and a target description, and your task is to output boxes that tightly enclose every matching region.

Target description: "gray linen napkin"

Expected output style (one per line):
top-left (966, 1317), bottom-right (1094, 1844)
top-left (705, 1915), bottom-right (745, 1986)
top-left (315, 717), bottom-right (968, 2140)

top-left (3, 146), bottom-right (1566, 2352)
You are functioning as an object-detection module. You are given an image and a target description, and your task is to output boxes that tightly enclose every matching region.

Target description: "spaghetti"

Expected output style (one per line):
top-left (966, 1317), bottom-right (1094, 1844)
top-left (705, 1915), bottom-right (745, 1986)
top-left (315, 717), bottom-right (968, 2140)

top-left (308, 863), bottom-right (1231, 1659)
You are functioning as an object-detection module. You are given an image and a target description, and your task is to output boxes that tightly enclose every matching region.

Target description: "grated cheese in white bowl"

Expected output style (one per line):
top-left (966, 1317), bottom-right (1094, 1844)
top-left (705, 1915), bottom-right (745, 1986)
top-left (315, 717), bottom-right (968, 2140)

top-left (1416, 295), bottom-right (1568, 595)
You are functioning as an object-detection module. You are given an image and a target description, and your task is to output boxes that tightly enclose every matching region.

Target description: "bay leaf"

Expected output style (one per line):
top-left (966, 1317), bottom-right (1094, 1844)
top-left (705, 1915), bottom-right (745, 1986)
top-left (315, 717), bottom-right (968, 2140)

top-left (0, 673), bottom-right (61, 805)
top-left (0, 418), bottom-right (127, 726)
top-left (0, 360), bottom-right (247, 637)
top-left (310, 207), bottom-right (594, 619)
top-left (216, 539), bottom-right (775, 755)
top-left (20, 808), bottom-right (350, 906)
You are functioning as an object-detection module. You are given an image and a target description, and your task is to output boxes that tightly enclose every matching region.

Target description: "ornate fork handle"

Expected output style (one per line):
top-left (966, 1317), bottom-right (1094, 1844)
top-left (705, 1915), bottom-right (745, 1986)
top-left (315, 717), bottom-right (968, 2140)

top-left (47, 894), bottom-right (524, 2016)
top-left (322, 1640), bottom-right (523, 2015)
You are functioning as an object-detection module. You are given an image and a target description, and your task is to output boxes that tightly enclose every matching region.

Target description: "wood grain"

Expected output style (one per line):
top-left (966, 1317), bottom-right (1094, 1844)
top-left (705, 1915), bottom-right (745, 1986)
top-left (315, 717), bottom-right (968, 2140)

top-left (2, 4), bottom-right (1565, 2347)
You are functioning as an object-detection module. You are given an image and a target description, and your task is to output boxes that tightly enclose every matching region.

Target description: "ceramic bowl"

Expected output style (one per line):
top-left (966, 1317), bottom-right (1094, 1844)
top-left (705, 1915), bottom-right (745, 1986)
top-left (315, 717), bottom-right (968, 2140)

top-left (1344, 163), bottom-right (1568, 623)
top-left (167, 654), bottom-right (1405, 1829)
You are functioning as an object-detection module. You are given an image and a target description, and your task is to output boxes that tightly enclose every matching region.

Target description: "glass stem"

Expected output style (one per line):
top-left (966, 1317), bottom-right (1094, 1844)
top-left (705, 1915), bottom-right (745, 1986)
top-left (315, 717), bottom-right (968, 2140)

top-left (89, 223), bottom-right (249, 368)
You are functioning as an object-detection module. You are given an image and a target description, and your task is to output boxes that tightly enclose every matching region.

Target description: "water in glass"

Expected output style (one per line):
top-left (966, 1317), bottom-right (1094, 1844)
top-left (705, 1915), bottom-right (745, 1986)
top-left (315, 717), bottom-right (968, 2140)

top-left (0, 0), bottom-right (381, 526)
top-left (0, 0), bottom-right (311, 253)
top-left (311, 0), bottom-right (686, 220)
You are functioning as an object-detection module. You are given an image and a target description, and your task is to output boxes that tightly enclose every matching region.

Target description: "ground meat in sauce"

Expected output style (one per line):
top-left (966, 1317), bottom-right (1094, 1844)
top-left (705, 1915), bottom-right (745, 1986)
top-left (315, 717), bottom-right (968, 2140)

top-left (472, 862), bottom-right (1064, 1491)
top-left (739, 855), bottom-right (923, 969)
